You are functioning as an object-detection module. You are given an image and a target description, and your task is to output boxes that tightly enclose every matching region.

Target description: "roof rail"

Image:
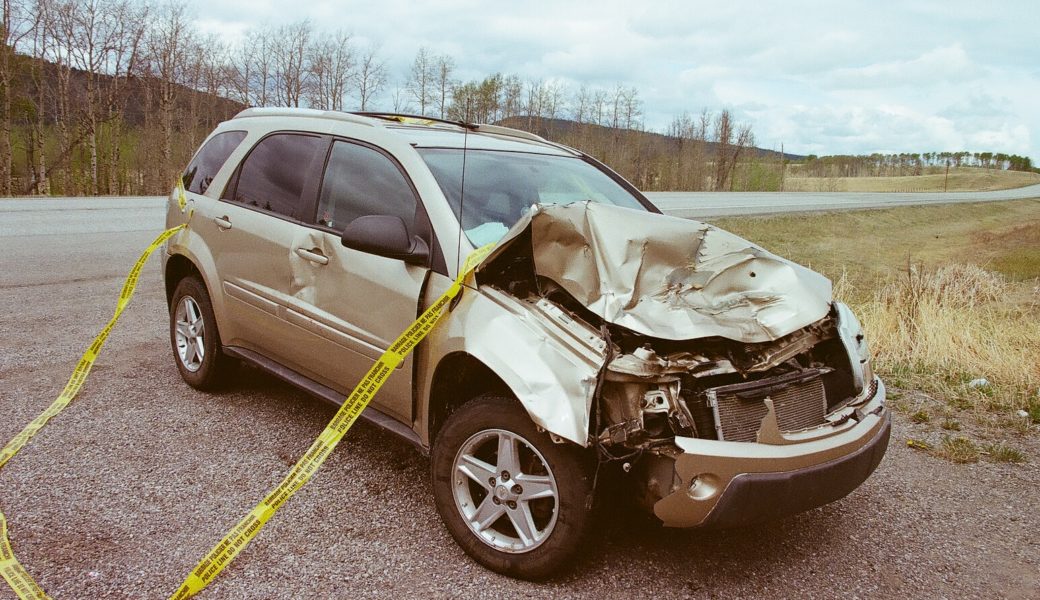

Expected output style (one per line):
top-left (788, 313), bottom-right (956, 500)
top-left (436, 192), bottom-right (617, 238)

top-left (472, 123), bottom-right (548, 144)
top-left (351, 112), bottom-right (470, 129)
top-left (352, 112), bottom-right (552, 145)
top-left (234, 107), bottom-right (374, 126)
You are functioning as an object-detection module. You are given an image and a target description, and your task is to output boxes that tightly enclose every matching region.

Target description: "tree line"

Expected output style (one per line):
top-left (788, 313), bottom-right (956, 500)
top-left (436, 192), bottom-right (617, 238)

top-left (795, 151), bottom-right (1035, 178)
top-left (1, 1), bottom-right (768, 196)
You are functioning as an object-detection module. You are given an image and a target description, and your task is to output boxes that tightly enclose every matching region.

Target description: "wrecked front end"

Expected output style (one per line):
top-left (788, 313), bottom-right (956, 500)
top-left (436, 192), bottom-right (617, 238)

top-left (474, 202), bottom-right (890, 528)
top-left (601, 309), bottom-right (889, 528)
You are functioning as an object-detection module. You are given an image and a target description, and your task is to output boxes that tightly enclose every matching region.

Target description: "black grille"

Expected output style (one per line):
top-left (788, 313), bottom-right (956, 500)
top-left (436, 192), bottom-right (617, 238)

top-left (705, 370), bottom-right (828, 443)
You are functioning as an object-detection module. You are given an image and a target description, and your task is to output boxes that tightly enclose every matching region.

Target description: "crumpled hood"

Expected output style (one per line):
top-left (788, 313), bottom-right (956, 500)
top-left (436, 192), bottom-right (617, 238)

top-left (477, 202), bottom-right (833, 343)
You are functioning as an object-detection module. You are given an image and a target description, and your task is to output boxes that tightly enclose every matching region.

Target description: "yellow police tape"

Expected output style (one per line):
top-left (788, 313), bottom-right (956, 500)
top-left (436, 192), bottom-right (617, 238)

top-left (0, 223), bottom-right (188, 600)
top-left (0, 182), bottom-right (494, 599)
top-left (169, 241), bottom-right (495, 599)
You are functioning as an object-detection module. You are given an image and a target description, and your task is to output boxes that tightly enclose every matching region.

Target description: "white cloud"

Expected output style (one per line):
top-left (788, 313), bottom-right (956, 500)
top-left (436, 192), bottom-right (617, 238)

top-left (184, 0), bottom-right (1039, 162)
top-left (824, 45), bottom-right (985, 89)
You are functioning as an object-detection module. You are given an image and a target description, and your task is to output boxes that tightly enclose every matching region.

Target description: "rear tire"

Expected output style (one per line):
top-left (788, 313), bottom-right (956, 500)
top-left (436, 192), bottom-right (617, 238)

top-left (169, 275), bottom-right (234, 390)
top-left (431, 394), bottom-right (594, 580)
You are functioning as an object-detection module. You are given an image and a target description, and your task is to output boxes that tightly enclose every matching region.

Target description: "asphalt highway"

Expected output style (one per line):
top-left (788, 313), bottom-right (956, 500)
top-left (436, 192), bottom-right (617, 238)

top-left (648, 182), bottom-right (1040, 217)
top-left (4, 182), bottom-right (1040, 238)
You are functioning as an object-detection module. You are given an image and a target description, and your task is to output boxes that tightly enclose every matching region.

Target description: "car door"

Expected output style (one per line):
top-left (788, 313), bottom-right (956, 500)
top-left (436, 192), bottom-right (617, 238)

top-left (207, 131), bottom-right (329, 361)
top-left (282, 139), bottom-right (433, 424)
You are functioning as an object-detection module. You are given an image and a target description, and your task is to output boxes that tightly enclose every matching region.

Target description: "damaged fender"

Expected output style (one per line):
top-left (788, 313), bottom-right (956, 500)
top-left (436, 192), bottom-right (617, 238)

top-left (427, 284), bottom-right (606, 446)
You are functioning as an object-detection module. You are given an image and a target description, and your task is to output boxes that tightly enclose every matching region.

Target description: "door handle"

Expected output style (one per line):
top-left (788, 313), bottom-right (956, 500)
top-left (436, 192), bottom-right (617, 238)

top-left (214, 216), bottom-right (232, 230)
top-left (295, 247), bottom-right (329, 265)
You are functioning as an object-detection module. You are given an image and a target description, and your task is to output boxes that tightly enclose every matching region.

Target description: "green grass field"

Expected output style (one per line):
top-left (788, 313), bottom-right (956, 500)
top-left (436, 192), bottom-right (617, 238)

top-left (783, 167), bottom-right (1040, 193)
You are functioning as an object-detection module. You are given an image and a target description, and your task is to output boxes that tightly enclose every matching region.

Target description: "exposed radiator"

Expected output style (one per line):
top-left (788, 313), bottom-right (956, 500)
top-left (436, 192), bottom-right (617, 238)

top-left (703, 370), bottom-right (829, 443)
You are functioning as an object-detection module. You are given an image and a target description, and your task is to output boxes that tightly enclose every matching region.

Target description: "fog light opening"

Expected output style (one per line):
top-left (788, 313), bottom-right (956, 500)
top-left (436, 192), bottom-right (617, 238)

top-left (687, 473), bottom-right (721, 501)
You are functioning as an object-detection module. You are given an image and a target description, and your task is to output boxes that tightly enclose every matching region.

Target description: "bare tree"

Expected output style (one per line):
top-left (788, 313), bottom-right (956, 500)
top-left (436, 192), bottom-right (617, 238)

top-left (58, 0), bottom-right (143, 194)
top-left (432, 53), bottom-right (454, 118)
top-left (144, 1), bottom-right (189, 189)
top-left (524, 78), bottom-right (541, 129)
top-left (100, 0), bottom-right (147, 193)
top-left (571, 84), bottom-right (592, 125)
top-left (390, 80), bottom-right (409, 112)
top-left (24, 0), bottom-right (50, 194)
top-left (271, 20), bottom-right (311, 107)
top-left (406, 47), bottom-right (434, 115)
top-left (590, 89), bottom-right (608, 126)
top-left (353, 43), bottom-right (386, 111)
top-left (619, 86), bottom-right (641, 130)
top-left (1, 0), bottom-right (38, 194)
top-left (307, 29), bottom-right (353, 110)
top-left (667, 110), bottom-right (710, 190)
top-left (233, 26), bottom-right (276, 107)
top-left (711, 109), bottom-right (753, 191)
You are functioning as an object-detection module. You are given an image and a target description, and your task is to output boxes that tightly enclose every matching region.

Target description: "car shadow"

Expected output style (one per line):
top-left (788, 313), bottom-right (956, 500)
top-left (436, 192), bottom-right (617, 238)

top-left (205, 363), bottom-right (870, 585)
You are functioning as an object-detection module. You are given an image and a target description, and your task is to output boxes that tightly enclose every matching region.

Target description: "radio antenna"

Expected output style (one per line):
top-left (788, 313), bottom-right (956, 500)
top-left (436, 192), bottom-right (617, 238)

top-left (455, 100), bottom-right (472, 278)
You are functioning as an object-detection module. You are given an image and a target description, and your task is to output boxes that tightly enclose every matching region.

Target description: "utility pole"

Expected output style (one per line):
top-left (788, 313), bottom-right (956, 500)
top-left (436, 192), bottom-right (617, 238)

top-left (780, 142), bottom-right (785, 192)
top-left (944, 160), bottom-right (950, 193)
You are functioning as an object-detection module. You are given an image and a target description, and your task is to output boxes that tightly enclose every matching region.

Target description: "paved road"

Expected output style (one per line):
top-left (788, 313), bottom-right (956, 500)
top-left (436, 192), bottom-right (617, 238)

top-left (4, 182), bottom-right (1040, 238)
top-left (1, 193), bottom-right (1038, 598)
top-left (648, 183), bottom-right (1040, 218)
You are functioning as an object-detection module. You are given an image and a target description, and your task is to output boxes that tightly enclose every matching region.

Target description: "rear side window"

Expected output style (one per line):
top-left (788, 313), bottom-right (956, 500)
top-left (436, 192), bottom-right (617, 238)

top-left (316, 140), bottom-right (419, 235)
top-left (231, 133), bottom-right (326, 219)
top-left (182, 130), bottom-right (246, 194)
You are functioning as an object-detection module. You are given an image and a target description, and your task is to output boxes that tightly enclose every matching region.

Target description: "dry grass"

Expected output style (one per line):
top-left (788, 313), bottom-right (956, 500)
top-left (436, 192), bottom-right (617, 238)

top-left (849, 264), bottom-right (1040, 417)
top-left (783, 167), bottom-right (1040, 193)
top-left (712, 199), bottom-right (1040, 424)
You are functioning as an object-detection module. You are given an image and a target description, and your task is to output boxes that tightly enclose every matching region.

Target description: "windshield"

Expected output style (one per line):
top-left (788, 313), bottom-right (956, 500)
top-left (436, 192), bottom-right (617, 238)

top-left (417, 148), bottom-right (648, 246)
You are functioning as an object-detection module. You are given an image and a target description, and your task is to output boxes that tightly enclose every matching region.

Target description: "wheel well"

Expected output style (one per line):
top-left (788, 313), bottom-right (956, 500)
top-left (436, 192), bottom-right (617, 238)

top-left (165, 254), bottom-right (202, 307)
top-left (428, 352), bottom-right (511, 443)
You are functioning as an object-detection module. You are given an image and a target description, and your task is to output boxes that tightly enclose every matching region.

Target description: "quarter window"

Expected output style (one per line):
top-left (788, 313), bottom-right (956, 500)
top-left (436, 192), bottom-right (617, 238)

top-left (182, 130), bottom-right (246, 194)
top-left (316, 141), bottom-right (418, 235)
top-left (232, 133), bottom-right (325, 219)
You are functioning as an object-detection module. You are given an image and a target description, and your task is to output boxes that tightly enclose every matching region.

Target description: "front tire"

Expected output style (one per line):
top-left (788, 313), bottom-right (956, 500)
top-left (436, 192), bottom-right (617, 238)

top-left (431, 394), bottom-right (594, 580)
top-left (169, 275), bottom-right (233, 390)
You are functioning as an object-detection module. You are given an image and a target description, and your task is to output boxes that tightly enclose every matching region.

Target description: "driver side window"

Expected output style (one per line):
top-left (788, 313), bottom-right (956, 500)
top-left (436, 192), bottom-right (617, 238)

top-left (316, 140), bottom-right (418, 236)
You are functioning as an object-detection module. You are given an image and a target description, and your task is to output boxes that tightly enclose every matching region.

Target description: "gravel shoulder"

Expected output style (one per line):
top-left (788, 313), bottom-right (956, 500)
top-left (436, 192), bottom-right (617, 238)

top-left (2, 231), bottom-right (1039, 599)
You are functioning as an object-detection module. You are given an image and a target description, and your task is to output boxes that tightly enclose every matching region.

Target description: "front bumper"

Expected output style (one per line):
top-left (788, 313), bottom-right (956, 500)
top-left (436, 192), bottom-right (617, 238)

top-left (654, 378), bottom-right (890, 528)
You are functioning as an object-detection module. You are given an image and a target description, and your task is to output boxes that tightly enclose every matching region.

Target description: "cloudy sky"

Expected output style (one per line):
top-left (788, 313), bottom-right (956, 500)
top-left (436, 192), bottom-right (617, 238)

top-left (196, 0), bottom-right (1038, 161)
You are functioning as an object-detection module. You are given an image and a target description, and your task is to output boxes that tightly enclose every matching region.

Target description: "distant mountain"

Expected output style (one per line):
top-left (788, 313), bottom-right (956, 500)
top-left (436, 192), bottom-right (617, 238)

top-left (496, 116), bottom-right (805, 161)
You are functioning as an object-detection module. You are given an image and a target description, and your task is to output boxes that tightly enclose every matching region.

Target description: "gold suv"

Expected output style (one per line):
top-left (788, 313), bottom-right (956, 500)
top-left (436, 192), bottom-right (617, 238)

top-left (163, 108), bottom-right (890, 579)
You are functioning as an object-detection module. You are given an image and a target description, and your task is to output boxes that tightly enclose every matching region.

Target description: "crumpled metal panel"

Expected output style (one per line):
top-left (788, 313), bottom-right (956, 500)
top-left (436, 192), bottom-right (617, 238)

top-left (480, 202), bottom-right (832, 342)
top-left (431, 286), bottom-right (603, 445)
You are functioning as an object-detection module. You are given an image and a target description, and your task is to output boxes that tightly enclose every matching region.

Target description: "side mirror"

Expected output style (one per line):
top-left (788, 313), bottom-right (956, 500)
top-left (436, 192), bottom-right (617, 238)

top-left (340, 214), bottom-right (430, 266)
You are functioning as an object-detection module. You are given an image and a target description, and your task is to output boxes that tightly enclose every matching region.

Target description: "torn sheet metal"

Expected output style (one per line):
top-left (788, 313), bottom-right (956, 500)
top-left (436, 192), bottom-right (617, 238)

top-left (479, 202), bottom-right (832, 343)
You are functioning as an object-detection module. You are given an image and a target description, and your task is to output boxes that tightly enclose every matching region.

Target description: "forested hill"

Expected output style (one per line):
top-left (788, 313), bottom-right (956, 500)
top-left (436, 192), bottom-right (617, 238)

top-left (5, 50), bottom-right (244, 196)
top-left (500, 116), bottom-right (801, 161)
top-left (3, 45), bottom-right (792, 196)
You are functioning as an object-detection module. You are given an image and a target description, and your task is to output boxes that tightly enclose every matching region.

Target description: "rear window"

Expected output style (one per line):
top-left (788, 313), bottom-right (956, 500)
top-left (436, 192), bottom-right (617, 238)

top-left (182, 130), bottom-right (246, 194)
top-left (230, 133), bottom-right (326, 219)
